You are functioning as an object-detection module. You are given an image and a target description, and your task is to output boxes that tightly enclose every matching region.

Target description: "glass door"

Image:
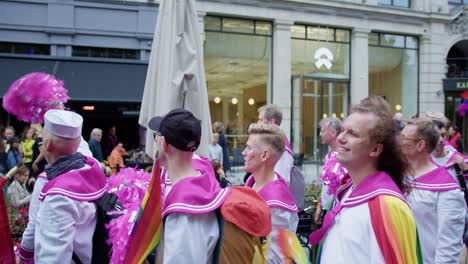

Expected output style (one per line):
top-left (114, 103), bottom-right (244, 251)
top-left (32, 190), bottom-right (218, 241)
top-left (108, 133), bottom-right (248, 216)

top-left (291, 76), bottom-right (349, 162)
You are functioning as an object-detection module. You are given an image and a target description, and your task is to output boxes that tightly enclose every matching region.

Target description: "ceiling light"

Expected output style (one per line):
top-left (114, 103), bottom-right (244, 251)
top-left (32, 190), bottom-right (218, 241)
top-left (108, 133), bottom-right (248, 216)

top-left (395, 104), bottom-right (402, 111)
top-left (248, 98), bottom-right (255, 105)
top-left (232, 98), bottom-right (238, 105)
top-left (82, 105), bottom-right (94, 111)
top-left (214, 97), bottom-right (221, 104)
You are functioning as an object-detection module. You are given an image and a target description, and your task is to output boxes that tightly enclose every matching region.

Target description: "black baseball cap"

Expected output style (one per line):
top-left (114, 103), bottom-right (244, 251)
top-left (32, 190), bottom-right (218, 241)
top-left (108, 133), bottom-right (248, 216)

top-left (148, 108), bottom-right (201, 152)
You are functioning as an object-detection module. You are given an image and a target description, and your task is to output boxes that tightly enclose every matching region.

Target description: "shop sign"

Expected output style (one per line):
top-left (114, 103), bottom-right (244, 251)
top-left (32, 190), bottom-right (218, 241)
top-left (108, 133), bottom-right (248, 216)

top-left (314, 47), bottom-right (334, 70)
top-left (443, 78), bottom-right (468, 91)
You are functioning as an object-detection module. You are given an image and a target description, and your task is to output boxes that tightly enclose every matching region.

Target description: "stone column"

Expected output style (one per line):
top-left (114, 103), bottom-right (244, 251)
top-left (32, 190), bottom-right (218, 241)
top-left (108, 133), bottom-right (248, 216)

top-left (272, 19), bottom-right (294, 139)
top-left (351, 28), bottom-right (370, 104)
top-left (197, 11), bottom-right (206, 56)
top-left (419, 33), bottom-right (446, 113)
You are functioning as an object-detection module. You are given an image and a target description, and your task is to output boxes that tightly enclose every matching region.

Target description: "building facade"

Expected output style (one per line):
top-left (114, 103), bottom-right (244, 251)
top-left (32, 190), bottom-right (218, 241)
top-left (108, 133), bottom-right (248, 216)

top-left (0, 0), bottom-right (467, 160)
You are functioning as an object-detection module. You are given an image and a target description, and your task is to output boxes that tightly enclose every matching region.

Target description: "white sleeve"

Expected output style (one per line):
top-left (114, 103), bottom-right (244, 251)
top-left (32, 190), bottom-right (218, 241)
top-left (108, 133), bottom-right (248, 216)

top-left (270, 208), bottom-right (298, 233)
top-left (435, 189), bottom-right (466, 263)
top-left (35, 195), bottom-right (79, 264)
top-left (163, 212), bottom-right (219, 264)
top-left (274, 152), bottom-right (294, 185)
top-left (78, 137), bottom-right (93, 157)
top-left (20, 177), bottom-right (47, 251)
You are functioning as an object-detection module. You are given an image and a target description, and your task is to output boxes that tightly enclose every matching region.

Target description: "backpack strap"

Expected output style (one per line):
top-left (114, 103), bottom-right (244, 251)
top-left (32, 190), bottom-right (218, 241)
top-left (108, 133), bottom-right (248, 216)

top-left (212, 209), bottom-right (224, 264)
top-left (454, 164), bottom-right (468, 205)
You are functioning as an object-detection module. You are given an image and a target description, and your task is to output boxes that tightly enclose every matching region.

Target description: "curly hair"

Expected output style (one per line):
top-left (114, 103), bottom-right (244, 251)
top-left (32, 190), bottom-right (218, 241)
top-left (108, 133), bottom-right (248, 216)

top-left (352, 96), bottom-right (408, 193)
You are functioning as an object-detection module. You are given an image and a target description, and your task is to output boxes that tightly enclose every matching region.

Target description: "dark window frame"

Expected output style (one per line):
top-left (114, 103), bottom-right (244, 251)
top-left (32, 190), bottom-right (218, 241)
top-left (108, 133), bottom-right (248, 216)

top-left (204, 15), bottom-right (273, 37)
top-left (0, 41), bottom-right (50, 55)
top-left (291, 24), bottom-right (351, 44)
top-left (378, 0), bottom-right (411, 8)
top-left (72, 46), bottom-right (140, 60)
top-left (448, 0), bottom-right (466, 4)
top-left (368, 32), bottom-right (419, 50)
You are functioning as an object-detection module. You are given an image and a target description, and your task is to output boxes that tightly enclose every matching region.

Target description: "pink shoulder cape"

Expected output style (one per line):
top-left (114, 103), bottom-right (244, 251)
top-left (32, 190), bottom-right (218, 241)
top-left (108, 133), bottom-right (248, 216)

top-left (245, 173), bottom-right (297, 212)
top-left (39, 157), bottom-right (107, 201)
top-left (284, 138), bottom-right (293, 156)
top-left (162, 170), bottom-right (231, 217)
top-left (160, 154), bottom-right (215, 198)
top-left (310, 171), bottom-right (407, 244)
top-left (405, 166), bottom-right (460, 191)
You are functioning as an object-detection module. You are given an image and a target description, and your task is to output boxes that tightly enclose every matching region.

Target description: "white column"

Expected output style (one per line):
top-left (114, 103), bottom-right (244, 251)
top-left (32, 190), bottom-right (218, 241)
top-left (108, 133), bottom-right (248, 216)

top-left (419, 33), bottom-right (445, 113)
top-left (197, 11), bottom-right (206, 56)
top-left (272, 19), bottom-right (294, 138)
top-left (351, 28), bottom-right (370, 104)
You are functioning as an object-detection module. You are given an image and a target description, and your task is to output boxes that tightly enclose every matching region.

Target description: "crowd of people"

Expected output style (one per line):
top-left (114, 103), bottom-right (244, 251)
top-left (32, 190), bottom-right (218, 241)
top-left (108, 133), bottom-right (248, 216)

top-left (2, 71), bottom-right (468, 264)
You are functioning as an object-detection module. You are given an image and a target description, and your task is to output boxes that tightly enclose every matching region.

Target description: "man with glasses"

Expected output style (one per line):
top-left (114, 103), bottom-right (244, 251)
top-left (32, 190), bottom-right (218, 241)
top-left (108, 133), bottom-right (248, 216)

top-left (148, 108), bottom-right (231, 263)
top-left (400, 118), bottom-right (466, 264)
top-left (151, 128), bottom-right (214, 202)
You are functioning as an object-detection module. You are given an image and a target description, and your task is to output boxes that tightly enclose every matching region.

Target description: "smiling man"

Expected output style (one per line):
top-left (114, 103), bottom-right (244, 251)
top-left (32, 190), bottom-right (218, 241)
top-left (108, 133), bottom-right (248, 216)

top-left (309, 96), bottom-right (421, 263)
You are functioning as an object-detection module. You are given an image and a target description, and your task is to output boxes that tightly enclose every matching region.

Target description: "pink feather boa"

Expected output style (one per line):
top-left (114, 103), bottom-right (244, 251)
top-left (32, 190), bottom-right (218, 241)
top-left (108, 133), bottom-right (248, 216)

top-left (105, 168), bottom-right (151, 264)
top-left (320, 152), bottom-right (347, 196)
top-left (3, 72), bottom-right (69, 123)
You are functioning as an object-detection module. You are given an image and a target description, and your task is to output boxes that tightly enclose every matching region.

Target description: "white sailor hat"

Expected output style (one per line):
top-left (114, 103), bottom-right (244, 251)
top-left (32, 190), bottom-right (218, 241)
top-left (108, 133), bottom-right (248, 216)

top-left (44, 109), bottom-right (83, 138)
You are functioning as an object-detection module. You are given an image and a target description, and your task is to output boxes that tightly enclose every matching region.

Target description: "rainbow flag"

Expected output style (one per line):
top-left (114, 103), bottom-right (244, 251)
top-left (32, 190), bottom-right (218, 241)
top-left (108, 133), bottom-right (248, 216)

top-left (369, 195), bottom-right (423, 264)
top-left (123, 160), bottom-right (163, 264)
top-left (276, 228), bottom-right (310, 264)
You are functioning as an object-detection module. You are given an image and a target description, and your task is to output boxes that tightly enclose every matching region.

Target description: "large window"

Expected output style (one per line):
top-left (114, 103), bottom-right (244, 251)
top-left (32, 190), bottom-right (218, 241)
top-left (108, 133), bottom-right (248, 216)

top-left (369, 32), bottom-right (419, 118)
top-left (378, 0), bottom-right (411, 8)
top-left (72, 46), bottom-right (139, 60)
top-left (204, 16), bottom-right (272, 156)
top-left (291, 25), bottom-right (351, 161)
top-left (0, 42), bottom-right (50, 55)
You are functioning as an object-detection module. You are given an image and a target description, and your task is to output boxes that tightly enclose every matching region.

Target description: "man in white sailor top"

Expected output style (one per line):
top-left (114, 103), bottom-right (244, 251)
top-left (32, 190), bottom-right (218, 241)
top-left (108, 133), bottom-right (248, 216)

top-left (29, 110), bottom-right (106, 263)
top-left (149, 109), bottom-right (230, 264)
top-left (243, 123), bottom-right (298, 263)
top-left (400, 118), bottom-right (466, 264)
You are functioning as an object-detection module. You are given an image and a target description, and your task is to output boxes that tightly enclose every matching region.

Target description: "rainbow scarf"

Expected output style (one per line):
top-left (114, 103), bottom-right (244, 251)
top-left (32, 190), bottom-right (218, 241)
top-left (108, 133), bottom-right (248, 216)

top-left (313, 172), bottom-right (422, 264)
top-left (276, 228), bottom-right (310, 264)
top-left (368, 195), bottom-right (423, 264)
top-left (123, 160), bottom-right (163, 264)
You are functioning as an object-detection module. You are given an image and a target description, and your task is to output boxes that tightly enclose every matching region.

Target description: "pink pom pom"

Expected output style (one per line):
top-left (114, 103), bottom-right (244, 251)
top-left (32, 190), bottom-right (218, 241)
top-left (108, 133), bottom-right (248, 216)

top-left (2, 72), bottom-right (70, 123)
top-left (458, 100), bottom-right (468, 116)
top-left (105, 167), bottom-right (152, 264)
top-left (320, 152), bottom-right (347, 196)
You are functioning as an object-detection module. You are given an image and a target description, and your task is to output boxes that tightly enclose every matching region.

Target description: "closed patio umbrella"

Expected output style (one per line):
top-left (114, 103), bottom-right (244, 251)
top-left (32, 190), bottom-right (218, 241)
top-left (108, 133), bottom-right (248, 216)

top-left (139, 0), bottom-right (212, 158)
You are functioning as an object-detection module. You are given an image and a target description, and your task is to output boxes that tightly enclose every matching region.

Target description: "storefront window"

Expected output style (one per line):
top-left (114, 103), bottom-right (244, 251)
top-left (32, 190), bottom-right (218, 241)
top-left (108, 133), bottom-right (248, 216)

top-left (291, 25), bottom-right (351, 161)
top-left (204, 16), bottom-right (272, 158)
top-left (369, 32), bottom-right (419, 119)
